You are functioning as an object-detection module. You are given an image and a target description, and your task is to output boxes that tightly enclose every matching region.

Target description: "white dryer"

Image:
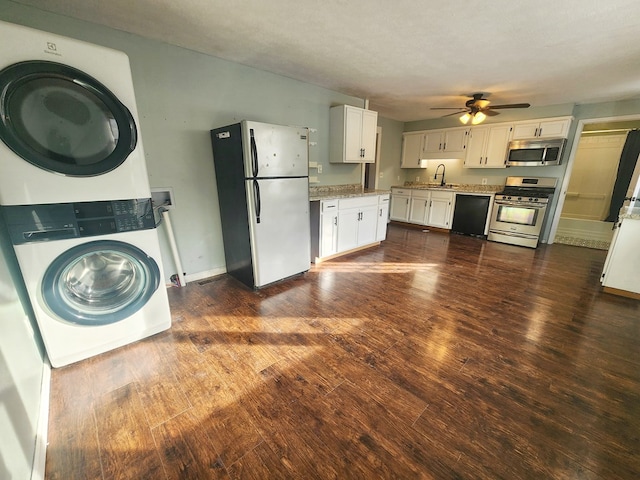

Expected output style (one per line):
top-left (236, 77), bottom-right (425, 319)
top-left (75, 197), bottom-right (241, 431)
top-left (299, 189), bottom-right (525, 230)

top-left (2, 199), bottom-right (171, 367)
top-left (0, 20), bottom-right (150, 205)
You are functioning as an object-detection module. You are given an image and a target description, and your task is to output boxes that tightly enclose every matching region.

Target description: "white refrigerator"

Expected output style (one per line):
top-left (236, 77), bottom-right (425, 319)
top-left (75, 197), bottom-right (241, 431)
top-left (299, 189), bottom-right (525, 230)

top-left (210, 120), bottom-right (311, 288)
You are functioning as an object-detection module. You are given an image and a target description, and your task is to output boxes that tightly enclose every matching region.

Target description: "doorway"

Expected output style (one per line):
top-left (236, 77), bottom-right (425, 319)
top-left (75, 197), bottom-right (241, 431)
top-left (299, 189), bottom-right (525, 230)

top-left (550, 116), bottom-right (640, 248)
top-left (363, 126), bottom-right (382, 189)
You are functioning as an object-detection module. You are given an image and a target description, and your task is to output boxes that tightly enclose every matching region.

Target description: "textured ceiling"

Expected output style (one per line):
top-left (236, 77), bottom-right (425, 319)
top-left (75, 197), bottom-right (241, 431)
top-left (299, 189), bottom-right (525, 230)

top-left (14, 0), bottom-right (640, 122)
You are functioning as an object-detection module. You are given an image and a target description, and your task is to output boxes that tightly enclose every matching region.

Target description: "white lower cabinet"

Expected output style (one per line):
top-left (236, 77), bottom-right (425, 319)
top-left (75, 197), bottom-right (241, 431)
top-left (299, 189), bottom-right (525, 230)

top-left (337, 197), bottom-right (378, 252)
top-left (376, 194), bottom-right (390, 241)
top-left (390, 188), bottom-right (411, 221)
top-left (319, 200), bottom-right (339, 257)
top-left (427, 191), bottom-right (454, 228)
top-left (311, 194), bottom-right (388, 262)
top-left (391, 188), bottom-right (455, 228)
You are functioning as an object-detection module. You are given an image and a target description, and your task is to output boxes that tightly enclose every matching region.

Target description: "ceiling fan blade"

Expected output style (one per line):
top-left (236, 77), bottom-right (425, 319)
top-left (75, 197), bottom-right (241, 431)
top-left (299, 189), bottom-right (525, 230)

top-left (441, 110), bottom-right (467, 117)
top-left (485, 110), bottom-right (500, 116)
top-left (431, 107), bottom-right (468, 110)
top-left (490, 103), bottom-right (531, 109)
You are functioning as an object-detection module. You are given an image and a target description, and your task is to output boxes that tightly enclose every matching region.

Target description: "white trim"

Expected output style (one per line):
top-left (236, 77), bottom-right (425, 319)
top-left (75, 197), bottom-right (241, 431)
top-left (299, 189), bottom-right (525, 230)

top-left (184, 266), bottom-right (227, 284)
top-left (31, 359), bottom-right (51, 480)
top-left (548, 113), bottom-right (640, 243)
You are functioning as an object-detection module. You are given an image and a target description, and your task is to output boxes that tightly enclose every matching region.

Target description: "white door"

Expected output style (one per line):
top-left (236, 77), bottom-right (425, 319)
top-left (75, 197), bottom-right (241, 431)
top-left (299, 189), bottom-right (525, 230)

top-left (337, 209), bottom-right (359, 252)
top-left (358, 205), bottom-right (378, 245)
top-left (246, 177), bottom-right (310, 287)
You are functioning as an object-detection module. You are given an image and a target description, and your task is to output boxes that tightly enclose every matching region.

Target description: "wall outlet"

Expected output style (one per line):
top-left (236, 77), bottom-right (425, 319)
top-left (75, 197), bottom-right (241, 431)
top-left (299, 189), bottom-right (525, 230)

top-left (481, 178), bottom-right (488, 185)
top-left (416, 176), bottom-right (420, 182)
top-left (379, 172), bottom-right (384, 178)
top-left (397, 175), bottom-right (400, 181)
top-left (317, 164), bottom-right (322, 174)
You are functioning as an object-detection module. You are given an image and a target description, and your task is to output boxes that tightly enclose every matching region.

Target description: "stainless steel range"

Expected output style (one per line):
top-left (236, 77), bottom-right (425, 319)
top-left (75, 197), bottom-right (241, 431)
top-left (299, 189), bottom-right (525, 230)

top-left (488, 176), bottom-right (557, 248)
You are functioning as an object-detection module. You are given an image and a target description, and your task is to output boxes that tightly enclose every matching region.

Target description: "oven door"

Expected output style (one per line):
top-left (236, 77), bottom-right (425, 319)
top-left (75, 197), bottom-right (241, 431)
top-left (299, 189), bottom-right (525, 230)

top-left (489, 200), bottom-right (547, 237)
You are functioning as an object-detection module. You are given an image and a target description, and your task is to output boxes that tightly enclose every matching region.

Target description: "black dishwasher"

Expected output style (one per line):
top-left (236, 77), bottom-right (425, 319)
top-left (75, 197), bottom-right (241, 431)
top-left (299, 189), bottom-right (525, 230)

top-left (451, 194), bottom-right (491, 237)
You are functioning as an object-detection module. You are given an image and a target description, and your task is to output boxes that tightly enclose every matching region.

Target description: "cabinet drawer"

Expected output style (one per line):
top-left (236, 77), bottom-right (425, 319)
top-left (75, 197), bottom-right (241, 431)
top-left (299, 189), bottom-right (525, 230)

top-left (378, 194), bottom-right (390, 204)
top-left (410, 189), bottom-right (430, 199)
top-left (339, 195), bottom-right (378, 210)
top-left (391, 188), bottom-right (411, 196)
top-left (321, 199), bottom-right (338, 212)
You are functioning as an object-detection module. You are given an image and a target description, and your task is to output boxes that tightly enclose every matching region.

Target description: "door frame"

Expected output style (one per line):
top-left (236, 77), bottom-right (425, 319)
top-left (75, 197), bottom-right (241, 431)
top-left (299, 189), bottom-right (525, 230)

top-left (549, 113), bottom-right (640, 243)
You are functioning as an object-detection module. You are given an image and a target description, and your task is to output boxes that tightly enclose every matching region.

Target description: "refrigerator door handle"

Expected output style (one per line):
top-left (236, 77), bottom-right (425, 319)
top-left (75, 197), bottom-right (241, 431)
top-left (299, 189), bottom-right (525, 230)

top-left (253, 179), bottom-right (261, 223)
top-left (250, 128), bottom-right (259, 177)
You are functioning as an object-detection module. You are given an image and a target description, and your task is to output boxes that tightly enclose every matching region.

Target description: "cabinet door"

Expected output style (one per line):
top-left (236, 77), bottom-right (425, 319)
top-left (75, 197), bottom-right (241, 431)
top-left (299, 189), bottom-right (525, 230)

top-left (427, 192), bottom-right (453, 228)
top-left (320, 210), bottom-right (338, 257)
top-left (422, 130), bottom-right (444, 157)
top-left (390, 195), bottom-right (410, 221)
top-left (484, 124), bottom-right (512, 167)
top-left (409, 196), bottom-right (429, 224)
top-left (344, 106), bottom-right (364, 161)
top-left (358, 205), bottom-right (378, 246)
top-left (537, 119), bottom-right (570, 138)
top-left (511, 122), bottom-right (540, 140)
top-left (361, 110), bottom-right (378, 163)
top-left (442, 128), bottom-right (468, 156)
top-left (337, 208), bottom-right (359, 252)
top-left (376, 201), bottom-right (389, 241)
top-left (464, 126), bottom-right (488, 167)
top-left (401, 133), bottom-right (426, 168)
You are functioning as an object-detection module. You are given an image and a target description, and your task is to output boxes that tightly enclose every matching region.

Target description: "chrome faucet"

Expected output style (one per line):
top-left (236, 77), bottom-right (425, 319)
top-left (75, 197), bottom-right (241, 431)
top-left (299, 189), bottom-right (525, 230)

top-left (434, 163), bottom-right (446, 186)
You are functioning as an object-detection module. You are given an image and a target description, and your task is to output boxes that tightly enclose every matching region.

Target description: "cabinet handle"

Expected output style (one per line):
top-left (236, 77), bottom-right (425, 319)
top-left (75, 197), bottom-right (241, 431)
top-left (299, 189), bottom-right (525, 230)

top-left (430, 201), bottom-right (432, 207)
top-left (334, 217), bottom-right (338, 225)
top-left (443, 142), bottom-right (446, 150)
top-left (379, 208), bottom-right (383, 217)
top-left (439, 143), bottom-right (442, 150)
top-left (534, 128), bottom-right (538, 137)
top-left (479, 157), bottom-right (482, 164)
top-left (539, 128), bottom-right (542, 137)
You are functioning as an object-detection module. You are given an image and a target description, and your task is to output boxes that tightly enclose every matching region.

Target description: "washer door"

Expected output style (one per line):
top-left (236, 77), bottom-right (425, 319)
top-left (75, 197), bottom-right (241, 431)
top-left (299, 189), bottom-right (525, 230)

top-left (42, 240), bottom-right (160, 326)
top-left (0, 60), bottom-right (137, 176)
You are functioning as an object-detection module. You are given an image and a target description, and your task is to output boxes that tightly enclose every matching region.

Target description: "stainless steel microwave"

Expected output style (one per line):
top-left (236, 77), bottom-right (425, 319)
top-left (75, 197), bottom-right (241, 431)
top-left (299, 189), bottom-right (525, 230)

top-left (506, 138), bottom-right (566, 166)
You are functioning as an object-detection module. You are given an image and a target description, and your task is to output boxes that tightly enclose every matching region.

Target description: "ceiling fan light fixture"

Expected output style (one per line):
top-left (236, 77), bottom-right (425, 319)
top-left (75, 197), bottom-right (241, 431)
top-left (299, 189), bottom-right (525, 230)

top-left (459, 112), bottom-right (471, 124)
top-left (471, 111), bottom-right (486, 125)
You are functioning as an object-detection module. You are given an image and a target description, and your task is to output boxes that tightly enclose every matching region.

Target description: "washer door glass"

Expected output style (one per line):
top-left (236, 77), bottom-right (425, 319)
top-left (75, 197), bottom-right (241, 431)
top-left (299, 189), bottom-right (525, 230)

top-left (42, 240), bottom-right (160, 326)
top-left (0, 61), bottom-right (137, 176)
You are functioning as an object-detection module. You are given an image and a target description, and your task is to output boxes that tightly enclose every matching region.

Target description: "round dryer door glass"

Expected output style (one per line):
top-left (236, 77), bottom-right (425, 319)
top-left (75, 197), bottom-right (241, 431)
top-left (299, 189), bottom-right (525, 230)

top-left (42, 240), bottom-right (160, 325)
top-left (0, 61), bottom-right (137, 176)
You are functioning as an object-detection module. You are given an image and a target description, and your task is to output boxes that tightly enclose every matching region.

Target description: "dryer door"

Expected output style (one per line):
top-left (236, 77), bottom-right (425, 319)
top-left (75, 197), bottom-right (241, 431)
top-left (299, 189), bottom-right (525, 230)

top-left (0, 60), bottom-right (137, 176)
top-left (42, 240), bottom-right (160, 325)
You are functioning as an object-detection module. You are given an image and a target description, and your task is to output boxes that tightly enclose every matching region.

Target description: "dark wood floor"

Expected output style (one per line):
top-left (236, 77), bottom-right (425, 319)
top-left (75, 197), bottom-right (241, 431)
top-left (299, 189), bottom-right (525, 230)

top-left (45, 225), bottom-right (640, 479)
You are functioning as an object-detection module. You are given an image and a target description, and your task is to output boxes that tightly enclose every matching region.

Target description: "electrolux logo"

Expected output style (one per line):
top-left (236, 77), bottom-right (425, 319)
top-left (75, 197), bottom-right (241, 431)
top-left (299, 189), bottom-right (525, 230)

top-left (45, 41), bottom-right (62, 57)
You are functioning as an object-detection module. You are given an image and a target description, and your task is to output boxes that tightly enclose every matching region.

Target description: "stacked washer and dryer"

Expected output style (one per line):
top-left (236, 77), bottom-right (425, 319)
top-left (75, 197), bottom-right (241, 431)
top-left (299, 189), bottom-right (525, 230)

top-left (0, 21), bottom-right (172, 367)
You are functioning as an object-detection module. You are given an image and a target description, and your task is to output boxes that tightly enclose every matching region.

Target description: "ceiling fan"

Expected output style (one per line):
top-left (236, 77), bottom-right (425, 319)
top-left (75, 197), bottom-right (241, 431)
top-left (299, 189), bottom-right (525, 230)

top-left (432, 93), bottom-right (530, 125)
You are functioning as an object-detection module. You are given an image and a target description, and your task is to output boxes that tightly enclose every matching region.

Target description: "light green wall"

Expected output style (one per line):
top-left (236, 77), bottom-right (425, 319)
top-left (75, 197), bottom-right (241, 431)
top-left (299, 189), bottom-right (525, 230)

top-left (376, 116), bottom-right (405, 189)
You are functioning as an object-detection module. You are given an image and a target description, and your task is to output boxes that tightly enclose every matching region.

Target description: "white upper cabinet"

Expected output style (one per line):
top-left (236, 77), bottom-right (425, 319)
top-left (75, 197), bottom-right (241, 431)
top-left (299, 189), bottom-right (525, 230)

top-left (464, 124), bottom-right (513, 168)
top-left (401, 132), bottom-right (427, 168)
top-left (511, 117), bottom-right (571, 140)
top-left (422, 128), bottom-right (469, 159)
top-left (330, 105), bottom-right (378, 163)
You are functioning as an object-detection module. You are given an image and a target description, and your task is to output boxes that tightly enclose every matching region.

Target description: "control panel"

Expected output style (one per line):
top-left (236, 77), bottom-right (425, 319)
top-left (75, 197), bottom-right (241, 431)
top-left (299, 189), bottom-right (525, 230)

top-left (1, 198), bottom-right (155, 245)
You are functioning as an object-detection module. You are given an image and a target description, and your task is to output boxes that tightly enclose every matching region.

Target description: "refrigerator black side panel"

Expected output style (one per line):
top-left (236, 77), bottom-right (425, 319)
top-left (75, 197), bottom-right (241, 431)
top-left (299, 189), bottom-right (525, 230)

top-left (210, 123), bottom-right (254, 288)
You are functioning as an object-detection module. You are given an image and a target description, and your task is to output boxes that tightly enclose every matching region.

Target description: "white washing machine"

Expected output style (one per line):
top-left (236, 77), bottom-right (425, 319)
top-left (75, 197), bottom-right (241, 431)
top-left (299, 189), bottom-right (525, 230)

top-left (2, 199), bottom-right (171, 367)
top-left (0, 20), bottom-right (151, 205)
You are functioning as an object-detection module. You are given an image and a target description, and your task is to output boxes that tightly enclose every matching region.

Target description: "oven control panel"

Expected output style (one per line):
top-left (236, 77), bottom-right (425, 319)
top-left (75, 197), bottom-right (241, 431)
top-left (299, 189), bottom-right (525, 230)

top-left (1, 198), bottom-right (155, 245)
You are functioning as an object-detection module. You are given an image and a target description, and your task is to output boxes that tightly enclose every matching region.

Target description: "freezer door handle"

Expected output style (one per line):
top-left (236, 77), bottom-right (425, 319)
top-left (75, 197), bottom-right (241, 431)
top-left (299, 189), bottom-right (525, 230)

top-left (253, 179), bottom-right (261, 223)
top-left (250, 128), bottom-right (259, 177)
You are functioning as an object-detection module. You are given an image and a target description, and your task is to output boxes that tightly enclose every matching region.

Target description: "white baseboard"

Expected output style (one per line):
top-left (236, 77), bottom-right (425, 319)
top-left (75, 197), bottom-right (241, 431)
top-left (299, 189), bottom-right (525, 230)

top-left (184, 267), bottom-right (227, 284)
top-left (31, 359), bottom-right (51, 480)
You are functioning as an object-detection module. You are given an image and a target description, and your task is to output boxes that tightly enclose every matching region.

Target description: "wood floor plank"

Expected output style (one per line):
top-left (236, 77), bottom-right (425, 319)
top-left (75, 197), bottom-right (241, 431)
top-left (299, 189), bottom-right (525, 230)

top-left (45, 226), bottom-right (640, 479)
top-left (93, 383), bottom-right (165, 480)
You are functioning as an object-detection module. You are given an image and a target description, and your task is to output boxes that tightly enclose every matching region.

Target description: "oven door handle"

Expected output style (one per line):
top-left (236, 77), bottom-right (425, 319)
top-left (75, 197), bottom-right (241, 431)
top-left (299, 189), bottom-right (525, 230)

top-left (494, 200), bottom-right (547, 208)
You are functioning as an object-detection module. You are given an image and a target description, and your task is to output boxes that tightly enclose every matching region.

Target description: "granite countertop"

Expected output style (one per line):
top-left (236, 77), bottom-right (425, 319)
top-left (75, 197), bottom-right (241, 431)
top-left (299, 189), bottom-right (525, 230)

top-left (309, 184), bottom-right (391, 201)
top-left (391, 183), bottom-right (503, 194)
top-left (620, 207), bottom-right (640, 220)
